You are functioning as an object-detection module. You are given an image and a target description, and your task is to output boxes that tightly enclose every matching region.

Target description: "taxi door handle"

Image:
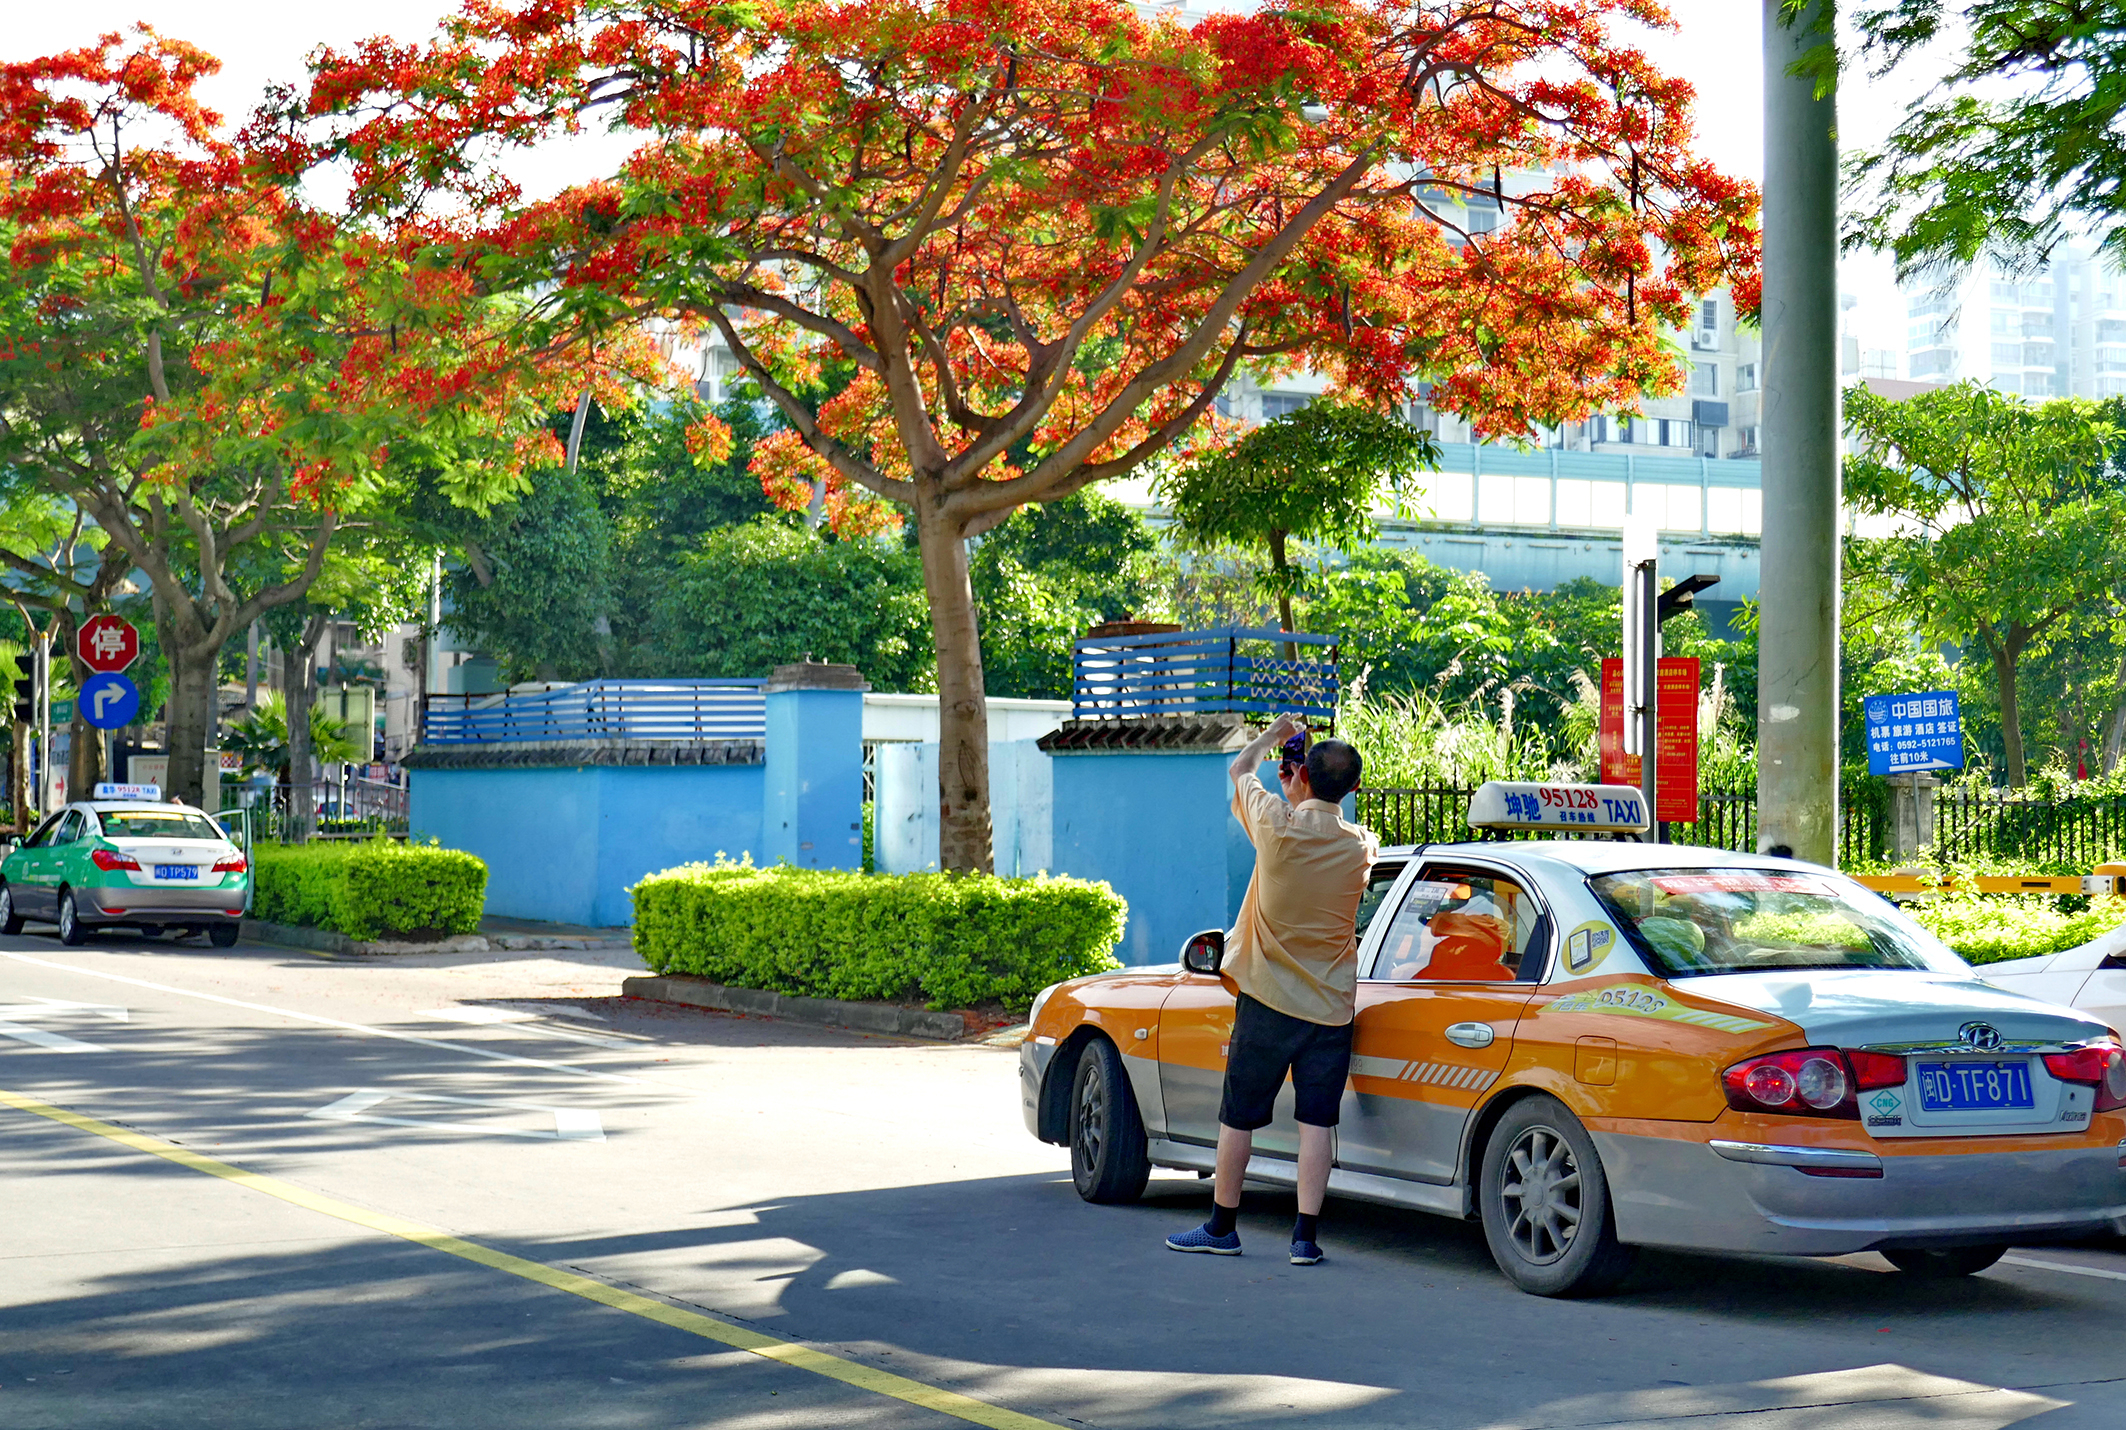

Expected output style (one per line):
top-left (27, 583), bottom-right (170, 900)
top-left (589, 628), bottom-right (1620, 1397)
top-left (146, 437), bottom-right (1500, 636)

top-left (1445, 1022), bottom-right (1496, 1049)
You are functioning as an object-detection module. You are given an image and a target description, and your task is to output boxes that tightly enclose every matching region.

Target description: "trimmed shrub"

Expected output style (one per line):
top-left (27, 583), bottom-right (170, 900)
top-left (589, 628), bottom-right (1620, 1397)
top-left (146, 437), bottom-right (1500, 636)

top-left (253, 839), bottom-right (488, 941)
top-left (1908, 894), bottom-right (2126, 967)
top-left (631, 860), bottom-right (1126, 1011)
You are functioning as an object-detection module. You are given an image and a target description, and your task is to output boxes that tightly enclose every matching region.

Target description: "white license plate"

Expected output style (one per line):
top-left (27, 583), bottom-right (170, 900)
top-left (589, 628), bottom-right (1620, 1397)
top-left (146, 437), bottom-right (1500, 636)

top-left (154, 865), bottom-right (199, 880)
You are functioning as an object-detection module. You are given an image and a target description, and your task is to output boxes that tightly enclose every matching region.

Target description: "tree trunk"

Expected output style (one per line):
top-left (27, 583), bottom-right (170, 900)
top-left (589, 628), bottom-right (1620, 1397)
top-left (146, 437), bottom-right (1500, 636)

top-left (11, 720), bottom-right (30, 832)
top-left (162, 641), bottom-right (222, 808)
top-left (1991, 637), bottom-right (2028, 789)
top-left (1267, 528), bottom-right (1297, 661)
top-left (286, 614), bottom-right (329, 844)
top-left (915, 498), bottom-right (992, 874)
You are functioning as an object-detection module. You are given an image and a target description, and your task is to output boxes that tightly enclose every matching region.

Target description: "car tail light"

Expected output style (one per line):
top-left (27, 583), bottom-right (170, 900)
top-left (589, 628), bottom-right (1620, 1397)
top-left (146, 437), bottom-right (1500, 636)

top-left (1722, 1048), bottom-right (1859, 1119)
top-left (212, 855), bottom-right (247, 873)
top-left (2043, 1041), bottom-right (2126, 1112)
top-left (1844, 1049), bottom-right (1908, 1090)
top-left (90, 848), bottom-right (141, 872)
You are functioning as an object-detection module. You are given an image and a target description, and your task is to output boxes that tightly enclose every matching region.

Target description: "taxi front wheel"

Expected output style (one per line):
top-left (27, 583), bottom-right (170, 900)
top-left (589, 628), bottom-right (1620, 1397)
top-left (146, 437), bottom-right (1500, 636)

top-left (1479, 1095), bottom-right (1636, 1298)
top-left (0, 884), bottom-right (21, 937)
top-left (1069, 1037), bottom-right (1151, 1204)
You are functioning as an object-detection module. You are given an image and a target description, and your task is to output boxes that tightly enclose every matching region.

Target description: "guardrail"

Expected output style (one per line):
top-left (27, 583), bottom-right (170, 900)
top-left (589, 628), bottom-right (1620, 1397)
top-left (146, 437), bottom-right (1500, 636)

top-left (421, 679), bottom-right (767, 745)
top-left (1070, 627), bottom-right (1338, 724)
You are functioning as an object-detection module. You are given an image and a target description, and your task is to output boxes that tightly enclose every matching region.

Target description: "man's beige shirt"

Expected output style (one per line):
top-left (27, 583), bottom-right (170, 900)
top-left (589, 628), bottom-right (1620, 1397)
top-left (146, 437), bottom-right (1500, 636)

top-left (1225, 777), bottom-right (1378, 1027)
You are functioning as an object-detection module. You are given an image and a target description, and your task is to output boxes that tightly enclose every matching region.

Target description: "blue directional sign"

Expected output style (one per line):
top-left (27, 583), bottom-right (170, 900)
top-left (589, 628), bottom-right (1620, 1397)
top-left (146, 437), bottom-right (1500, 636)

top-left (78, 671), bottom-right (141, 730)
top-left (1864, 689), bottom-right (1965, 776)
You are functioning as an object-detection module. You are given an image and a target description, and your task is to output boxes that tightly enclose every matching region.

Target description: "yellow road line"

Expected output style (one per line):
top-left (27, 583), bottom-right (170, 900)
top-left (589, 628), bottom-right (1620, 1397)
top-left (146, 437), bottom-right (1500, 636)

top-left (0, 1086), bottom-right (1053, 1430)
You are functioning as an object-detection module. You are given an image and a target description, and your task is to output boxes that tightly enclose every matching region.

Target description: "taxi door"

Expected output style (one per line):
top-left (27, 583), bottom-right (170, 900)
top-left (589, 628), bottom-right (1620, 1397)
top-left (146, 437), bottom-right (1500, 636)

top-left (12, 810), bottom-right (74, 918)
top-left (1336, 859), bottom-right (1548, 1184)
top-left (1158, 859), bottom-right (1407, 1160)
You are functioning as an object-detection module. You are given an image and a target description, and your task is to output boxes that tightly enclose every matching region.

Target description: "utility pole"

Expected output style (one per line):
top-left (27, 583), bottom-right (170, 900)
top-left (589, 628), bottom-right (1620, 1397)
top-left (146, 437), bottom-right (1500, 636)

top-left (1757, 0), bottom-right (1842, 863)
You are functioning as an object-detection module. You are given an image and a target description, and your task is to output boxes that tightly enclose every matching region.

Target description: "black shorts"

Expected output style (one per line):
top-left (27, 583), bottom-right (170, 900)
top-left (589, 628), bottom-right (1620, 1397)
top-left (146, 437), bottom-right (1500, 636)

top-left (1218, 992), bottom-right (1354, 1131)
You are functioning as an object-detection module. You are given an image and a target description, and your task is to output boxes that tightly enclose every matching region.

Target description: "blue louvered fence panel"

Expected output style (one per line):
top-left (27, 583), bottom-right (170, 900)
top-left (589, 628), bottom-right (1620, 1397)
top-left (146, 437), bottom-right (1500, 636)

top-left (1071, 628), bottom-right (1339, 723)
top-left (423, 679), bottom-right (767, 744)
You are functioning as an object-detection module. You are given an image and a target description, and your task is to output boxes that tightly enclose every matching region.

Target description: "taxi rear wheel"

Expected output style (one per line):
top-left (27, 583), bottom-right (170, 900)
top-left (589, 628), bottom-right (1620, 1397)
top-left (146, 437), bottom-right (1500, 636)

top-left (56, 889), bottom-right (87, 946)
top-left (1070, 1037), bottom-right (1150, 1204)
top-left (209, 922), bottom-right (240, 948)
top-left (0, 883), bottom-right (21, 936)
top-left (1881, 1245), bottom-right (2008, 1279)
top-left (1479, 1095), bottom-right (1636, 1298)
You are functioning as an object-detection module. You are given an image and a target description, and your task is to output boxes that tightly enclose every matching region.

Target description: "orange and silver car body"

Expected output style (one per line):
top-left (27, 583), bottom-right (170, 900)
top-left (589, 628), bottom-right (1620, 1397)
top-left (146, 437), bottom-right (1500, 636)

top-left (1022, 840), bottom-right (2126, 1258)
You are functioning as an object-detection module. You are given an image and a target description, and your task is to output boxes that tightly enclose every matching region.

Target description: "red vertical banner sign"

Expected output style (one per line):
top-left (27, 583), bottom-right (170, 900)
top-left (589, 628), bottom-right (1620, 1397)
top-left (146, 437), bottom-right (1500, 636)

top-left (1599, 657), bottom-right (1700, 822)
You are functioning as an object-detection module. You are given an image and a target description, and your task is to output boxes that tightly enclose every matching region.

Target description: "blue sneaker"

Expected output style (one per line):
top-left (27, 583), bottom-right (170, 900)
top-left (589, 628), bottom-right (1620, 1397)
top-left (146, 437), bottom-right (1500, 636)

top-left (1166, 1223), bottom-right (1242, 1255)
top-left (1290, 1239), bottom-right (1324, 1265)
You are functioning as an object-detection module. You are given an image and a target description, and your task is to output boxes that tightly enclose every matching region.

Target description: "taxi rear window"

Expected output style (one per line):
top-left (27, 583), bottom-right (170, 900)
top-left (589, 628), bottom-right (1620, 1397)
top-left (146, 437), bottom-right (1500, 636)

top-left (99, 811), bottom-right (226, 841)
top-left (1587, 868), bottom-right (1958, 976)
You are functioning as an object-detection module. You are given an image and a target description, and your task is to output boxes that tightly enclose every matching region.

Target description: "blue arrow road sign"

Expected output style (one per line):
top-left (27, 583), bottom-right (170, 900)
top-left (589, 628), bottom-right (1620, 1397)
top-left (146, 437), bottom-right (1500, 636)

top-left (79, 671), bottom-right (140, 730)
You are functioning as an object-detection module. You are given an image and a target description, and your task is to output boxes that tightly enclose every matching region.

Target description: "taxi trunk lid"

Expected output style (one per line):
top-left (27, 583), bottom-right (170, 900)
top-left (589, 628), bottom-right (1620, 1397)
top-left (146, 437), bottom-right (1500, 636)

top-left (106, 838), bottom-right (233, 885)
top-left (1686, 969), bottom-right (2114, 1138)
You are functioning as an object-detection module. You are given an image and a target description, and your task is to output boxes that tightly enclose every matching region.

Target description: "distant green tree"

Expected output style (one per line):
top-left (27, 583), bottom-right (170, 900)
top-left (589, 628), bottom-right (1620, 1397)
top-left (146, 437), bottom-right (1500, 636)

top-left (1848, 1), bottom-right (2126, 274)
top-left (651, 521), bottom-right (933, 690)
top-left (1157, 403), bottom-right (1437, 634)
top-left (970, 492), bottom-right (1163, 699)
top-left (1844, 381), bottom-right (2126, 787)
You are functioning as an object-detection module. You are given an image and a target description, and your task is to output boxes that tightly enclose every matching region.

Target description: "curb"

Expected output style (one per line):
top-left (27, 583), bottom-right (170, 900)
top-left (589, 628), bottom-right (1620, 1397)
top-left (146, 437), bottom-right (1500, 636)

top-left (621, 974), bottom-right (968, 1041)
top-left (242, 919), bottom-right (633, 957)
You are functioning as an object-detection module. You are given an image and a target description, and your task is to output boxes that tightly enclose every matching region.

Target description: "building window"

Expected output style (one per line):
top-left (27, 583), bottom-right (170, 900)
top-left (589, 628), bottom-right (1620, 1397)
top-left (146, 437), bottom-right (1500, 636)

top-left (1992, 343), bottom-right (2023, 367)
top-left (1737, 425), bottom-right (1759, 453)
top-left (1658, 419), bottom-right (1695, 449)
top-left (1698, 425), bottom-right (1720, 457)
top-left (1736, 363), bottom-right (1757, 392)
top-left (1690, 364), bottom-right (1719, 397)
top-left (1259, 392), bottom-right (1311, 420)
top-left (1692, 299), bottom-right (1719, 351)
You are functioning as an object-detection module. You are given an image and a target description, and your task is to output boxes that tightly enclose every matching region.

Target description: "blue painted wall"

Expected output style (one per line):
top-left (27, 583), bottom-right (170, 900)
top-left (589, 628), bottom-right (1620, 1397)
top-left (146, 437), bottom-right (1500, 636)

top-left (411, 764), bottom-right (763, 927)
top-left (764, 686), bottom-right (865, 869)
top-left (1049, 750), bottom-right (1260, 966)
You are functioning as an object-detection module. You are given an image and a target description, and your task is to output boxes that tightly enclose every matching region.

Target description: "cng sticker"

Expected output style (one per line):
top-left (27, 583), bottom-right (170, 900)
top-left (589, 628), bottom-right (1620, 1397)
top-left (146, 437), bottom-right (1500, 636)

top-left (1563, 921), bottom-right (1617, 975)
top-left (1547, 983), bottom-right (1773, 1034)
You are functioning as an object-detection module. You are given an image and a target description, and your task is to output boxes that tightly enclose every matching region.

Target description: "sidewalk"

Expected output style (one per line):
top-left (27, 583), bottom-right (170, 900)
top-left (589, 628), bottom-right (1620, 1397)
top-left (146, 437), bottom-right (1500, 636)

top-left (480, 916), bottom-right (632, 951)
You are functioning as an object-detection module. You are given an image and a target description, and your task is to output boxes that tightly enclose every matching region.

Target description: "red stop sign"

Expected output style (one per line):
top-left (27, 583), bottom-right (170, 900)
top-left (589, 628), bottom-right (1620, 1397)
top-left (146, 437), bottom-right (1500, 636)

top-left (77, 614), bottom-right (139, 674)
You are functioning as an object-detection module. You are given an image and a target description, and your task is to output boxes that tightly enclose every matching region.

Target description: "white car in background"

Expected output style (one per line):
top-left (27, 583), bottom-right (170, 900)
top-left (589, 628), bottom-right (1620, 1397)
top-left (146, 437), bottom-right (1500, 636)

top-left (1983, 931), bottom-right (2126, 1038)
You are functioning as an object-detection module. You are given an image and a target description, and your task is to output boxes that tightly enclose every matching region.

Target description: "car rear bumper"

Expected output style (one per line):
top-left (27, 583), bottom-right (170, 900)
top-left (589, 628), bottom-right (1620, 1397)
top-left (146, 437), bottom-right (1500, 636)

top-left (77, 885), bottom-right (245, 920)
top-left (1594, 1128), bottom-right (2126, 1255)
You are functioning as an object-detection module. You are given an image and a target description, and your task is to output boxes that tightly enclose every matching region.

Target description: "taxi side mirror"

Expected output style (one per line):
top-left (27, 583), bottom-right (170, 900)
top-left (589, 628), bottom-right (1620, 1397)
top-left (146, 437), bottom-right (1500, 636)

top-left (1180, 928), bottom-right (1225, 975)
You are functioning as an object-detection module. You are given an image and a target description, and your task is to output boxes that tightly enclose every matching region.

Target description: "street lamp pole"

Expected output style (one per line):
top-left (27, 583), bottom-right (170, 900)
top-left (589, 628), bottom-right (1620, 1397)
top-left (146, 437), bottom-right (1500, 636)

top-left (1756, 0), bottom-right (1842, 863)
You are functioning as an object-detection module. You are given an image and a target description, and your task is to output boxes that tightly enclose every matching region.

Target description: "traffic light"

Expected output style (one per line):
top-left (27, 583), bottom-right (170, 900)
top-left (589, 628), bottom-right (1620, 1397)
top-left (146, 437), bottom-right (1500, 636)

top-left (10, 651), bottom-right (36, 727)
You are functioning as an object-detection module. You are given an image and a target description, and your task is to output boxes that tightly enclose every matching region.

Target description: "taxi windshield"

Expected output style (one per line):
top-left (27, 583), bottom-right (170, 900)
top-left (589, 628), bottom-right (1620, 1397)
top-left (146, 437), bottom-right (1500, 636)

top-left (98, 810), bottom-right (226, 841)
top-left (1587, 868), bottom-right (1961, 976)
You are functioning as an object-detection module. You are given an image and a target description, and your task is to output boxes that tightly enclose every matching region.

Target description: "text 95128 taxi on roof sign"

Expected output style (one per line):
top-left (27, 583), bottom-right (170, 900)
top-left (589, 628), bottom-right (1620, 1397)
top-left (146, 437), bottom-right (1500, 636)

top-left (1021, 781), bottom-right (2126, 1296)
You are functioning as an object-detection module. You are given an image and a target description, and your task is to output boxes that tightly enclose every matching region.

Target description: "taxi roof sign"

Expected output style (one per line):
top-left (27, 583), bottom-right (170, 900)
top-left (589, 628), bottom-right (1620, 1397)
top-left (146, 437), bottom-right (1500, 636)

top-left (92, 782), bottom-right (161, 802)
top-left (1468, 780), bottom-right (1648, 835)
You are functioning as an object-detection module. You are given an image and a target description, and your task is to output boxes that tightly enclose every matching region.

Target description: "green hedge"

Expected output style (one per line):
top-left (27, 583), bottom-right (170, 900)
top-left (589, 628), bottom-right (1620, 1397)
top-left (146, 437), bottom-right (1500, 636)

top-left (1910, 894), bottom-right (2126, 967)
top-left (631, 861), bottom-right (1126, 1011)
top-left (253, 839), bottom-right (488, 941)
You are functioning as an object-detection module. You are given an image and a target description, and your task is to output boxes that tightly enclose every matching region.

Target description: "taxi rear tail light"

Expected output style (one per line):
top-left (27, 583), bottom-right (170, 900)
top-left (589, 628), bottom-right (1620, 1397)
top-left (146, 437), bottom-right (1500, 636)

top-left (2042, 1041), bottom-right (2126, 1112)
top-left (1721, 1048), bottom-right (1858, 1119)
top-left (1844, 1049), bottom-right (1908, 1090)
top-left (90, 848), bottom-right (141, 872)
top-left (212, 855), bottom-right (247, 873)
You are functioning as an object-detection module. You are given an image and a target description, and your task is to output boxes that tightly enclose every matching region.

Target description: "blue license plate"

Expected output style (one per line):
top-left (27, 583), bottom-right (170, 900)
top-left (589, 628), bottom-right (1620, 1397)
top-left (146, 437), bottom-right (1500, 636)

top-left (154, 865), bottom-right (198, 880)
top-left (1915, 1060), bottom-right (2034, 1112)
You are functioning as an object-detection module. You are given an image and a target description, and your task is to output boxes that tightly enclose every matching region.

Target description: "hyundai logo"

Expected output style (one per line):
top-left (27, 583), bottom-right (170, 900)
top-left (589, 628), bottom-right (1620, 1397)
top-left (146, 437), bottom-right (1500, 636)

top-left (1958, 1021), bottom-right (2004, 1051)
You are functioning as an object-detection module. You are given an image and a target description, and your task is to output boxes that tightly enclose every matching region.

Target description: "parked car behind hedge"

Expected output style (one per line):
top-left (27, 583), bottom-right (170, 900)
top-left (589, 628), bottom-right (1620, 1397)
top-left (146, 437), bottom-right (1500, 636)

top-left (631, 861), bottom-right (1126, 1011)
top-left (253, 839), bottom-right (487, 941)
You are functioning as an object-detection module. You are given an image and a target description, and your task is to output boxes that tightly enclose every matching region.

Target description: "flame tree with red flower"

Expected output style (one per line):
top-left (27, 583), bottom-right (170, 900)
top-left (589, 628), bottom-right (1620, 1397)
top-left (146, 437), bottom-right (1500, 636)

top-left (0, 30), bottom-right (654, 805)
top-left (310, 0), bottom-right (1758, 871)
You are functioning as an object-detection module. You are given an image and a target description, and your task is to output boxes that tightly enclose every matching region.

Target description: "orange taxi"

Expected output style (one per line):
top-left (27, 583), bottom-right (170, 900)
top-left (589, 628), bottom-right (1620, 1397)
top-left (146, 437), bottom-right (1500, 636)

top-left (1021, 781), bottom-right (2126, 1295)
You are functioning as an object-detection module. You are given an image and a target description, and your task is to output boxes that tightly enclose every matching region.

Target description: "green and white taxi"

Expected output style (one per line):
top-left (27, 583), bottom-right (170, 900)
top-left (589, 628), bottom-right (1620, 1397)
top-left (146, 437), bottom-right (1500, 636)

top-left (0, 784), bottom-right (249, 946)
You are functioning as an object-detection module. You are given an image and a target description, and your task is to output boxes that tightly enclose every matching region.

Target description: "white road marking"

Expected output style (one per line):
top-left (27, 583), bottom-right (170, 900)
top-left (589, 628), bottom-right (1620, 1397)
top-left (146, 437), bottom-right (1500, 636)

top-left (824, 1268), bottom-right (900, 1290)
top-left (0, 998), bottom-right (129, 1021)
top-left (308, 1088), bottom-right (607, 1141)
top-left (2003, 1254), bottom-right (2126, 1284)
top-left (417, 1007), bottom-right (635, 1049)
top-left (0, 1019), bottom-right (104, 1052)
top-left (0, 949), bottom-right (646, 1086)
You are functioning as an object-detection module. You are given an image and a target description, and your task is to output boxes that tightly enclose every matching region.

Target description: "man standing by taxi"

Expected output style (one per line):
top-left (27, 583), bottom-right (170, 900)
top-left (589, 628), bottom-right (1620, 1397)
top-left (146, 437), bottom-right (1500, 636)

top-left (1167, 713), bottom-right (1376, 1265)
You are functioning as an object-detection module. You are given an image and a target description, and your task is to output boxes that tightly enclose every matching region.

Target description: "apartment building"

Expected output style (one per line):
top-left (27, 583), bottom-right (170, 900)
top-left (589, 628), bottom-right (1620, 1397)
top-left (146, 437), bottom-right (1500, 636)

top-left (1907, 250), bottom-right (2126, 400)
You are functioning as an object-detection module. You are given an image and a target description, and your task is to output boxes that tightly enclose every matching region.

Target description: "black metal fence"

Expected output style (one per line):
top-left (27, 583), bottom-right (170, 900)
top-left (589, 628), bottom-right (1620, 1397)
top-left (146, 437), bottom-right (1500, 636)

top-left (1354, 782), bottom-right (2126, 869)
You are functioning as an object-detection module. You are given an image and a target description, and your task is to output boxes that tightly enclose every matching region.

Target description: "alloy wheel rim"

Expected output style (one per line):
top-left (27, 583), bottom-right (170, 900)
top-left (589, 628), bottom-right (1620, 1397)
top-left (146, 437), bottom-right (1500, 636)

top-left (1074, 1067), bottom-right (1106, 1171)
top-left (1500, 1125), bottom-right (1583, 1265)
top-left (58, 896), bottom-right (74, 938)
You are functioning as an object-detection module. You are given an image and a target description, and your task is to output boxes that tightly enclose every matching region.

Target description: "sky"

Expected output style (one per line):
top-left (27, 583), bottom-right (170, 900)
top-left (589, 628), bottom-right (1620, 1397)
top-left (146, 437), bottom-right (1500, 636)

top-left (5, 0), bottom-right (1959, 367)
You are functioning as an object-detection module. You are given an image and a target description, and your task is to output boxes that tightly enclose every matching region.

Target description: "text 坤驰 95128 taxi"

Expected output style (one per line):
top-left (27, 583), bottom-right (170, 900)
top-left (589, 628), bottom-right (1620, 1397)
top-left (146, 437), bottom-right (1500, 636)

top-left (0, 785), bottom-right (250, 948)
top-left (1021, 781), bottom-right (2126, 1296)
